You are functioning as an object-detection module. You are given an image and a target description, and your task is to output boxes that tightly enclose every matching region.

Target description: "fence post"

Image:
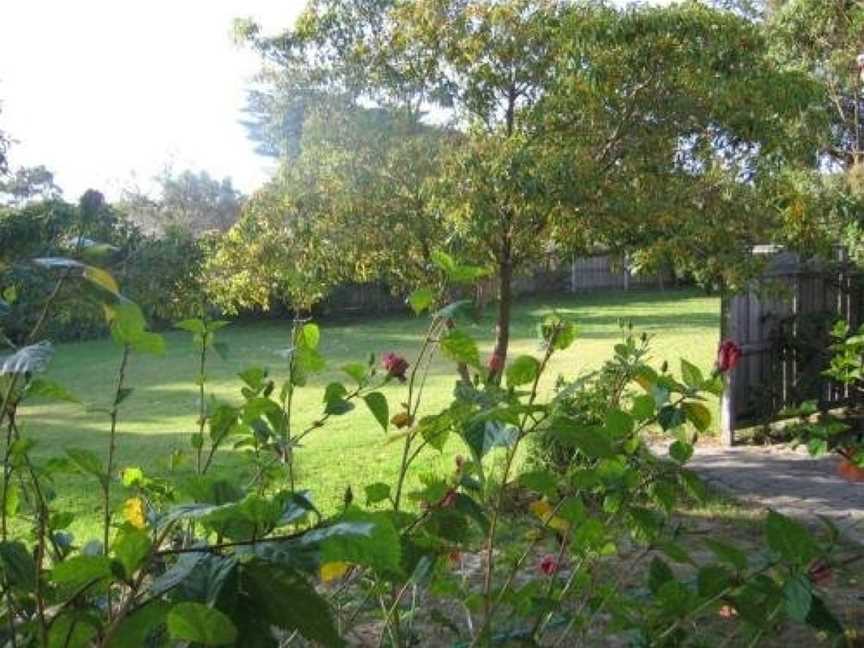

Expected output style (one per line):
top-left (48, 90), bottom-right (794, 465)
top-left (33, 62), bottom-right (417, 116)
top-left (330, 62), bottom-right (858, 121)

top-left (570, 255), bottom-right (576, 293)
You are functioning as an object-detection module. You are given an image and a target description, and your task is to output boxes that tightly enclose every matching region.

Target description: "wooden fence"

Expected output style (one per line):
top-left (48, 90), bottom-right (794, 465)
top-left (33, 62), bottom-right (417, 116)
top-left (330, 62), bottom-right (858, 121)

top-left (720, 249), bottom-right (864, 444)
top-left (317, 254), bottom-right (673, 317)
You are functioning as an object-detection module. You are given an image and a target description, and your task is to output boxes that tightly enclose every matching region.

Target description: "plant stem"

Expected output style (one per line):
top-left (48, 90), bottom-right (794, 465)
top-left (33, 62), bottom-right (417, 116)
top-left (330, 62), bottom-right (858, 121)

top-left (195, 338), bottom-right (207, 474)
top-left (103, 345), bottom-right (130, 555)
top-left (475, 329), bottom-right (559, 644)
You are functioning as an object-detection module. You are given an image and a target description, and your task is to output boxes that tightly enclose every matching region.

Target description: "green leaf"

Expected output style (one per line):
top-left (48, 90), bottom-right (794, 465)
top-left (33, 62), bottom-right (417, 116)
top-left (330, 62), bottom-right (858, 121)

top-left (323, 382), bottom-right (348, 404)
top-left (408, 287), bottom-right (435, 314)
top-left (697, 565), bottom-right (731, 598)
top-left (680, 358), bottom-right (704, 388)
top-left (316, 510), bottom-right (401, 576)
top-left (704, 538), bottom-right (747, 571)
top-left (519, 470), bottom-right (558, 498)
top-left (364, 482), bottom-right (391, 505)
top-left (82, 265), bottom-right (120, 295)
top-left (765, 511), bottom-right (818, 566)
top-left (669, 440), bottom-right (694, 464)
top-left (783, 575), bottom-right (813, 622)
top-left (363, 392), bottom-right (389, 432)
top-left (658, 405), bottom-right (686, 431)
top-left (48, 613), bottom-right (98, 648)
top-left (431, 250), bottom-right (487, 284)
top-left (299, 322), bottom-right (320, 350)
top-left (66, 448), bottom-right (107, 485)
top-left (605, 409), bottom-right (634, 438)
top-left (631, 394), bottom-right (655, 420)
top-left (26, 378), bottom-right (80, 403)
top-left (107, 600), bottom-right (170, 648)
top-left (551, 418), bottom-right (614, 459)
top-left (105, 299), bottom-right (163, 354)
top-left (0, 541), bottom-right (36, 591)
top-left (50, 555), bottom-right (113, 588)
top-left (506, 355), bottom-right (540, 387)
top-left (542, 315), bottom-right (577, 350)
top-left (440, 329), bottom-right (480, 368)
top-left (342, 363), bottom-right (367, 384)
top-left (241, 561), bottom-right (341, 646)
top-left (167, 602), bottom-right (237, 646)
top-left (647, 557), bottom-right (675, 595)
top-left (324, 398), bottom-right (354, 416)
top-left (682, 401), bottom-right (711, 432)
top-left (112, 527), bottom-right (152, 577)
top-left (238, 367), bottom-right (267, 390)
top-left (805, 595), bottom-right (844, 635)
top-left (175, 318), bottom-right (206, 334)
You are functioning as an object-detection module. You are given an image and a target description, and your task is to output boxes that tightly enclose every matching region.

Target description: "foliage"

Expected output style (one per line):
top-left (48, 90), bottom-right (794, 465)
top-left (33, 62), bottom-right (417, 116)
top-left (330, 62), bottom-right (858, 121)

top-left (786, 319), bottom-right (864, 467)
top-left (0, 255), bottom-right (855, 647)
top-left (120, 168), bottom-right (243, 237)
top-left (235, 0), bottom-right (829, 374)
top-left (0, 191), bottom-right (210, 341)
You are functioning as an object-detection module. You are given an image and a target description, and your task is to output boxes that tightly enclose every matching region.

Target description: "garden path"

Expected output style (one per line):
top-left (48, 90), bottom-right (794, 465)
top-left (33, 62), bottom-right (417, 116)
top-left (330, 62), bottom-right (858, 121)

top-left (681, 444), bottom-right (864, 545)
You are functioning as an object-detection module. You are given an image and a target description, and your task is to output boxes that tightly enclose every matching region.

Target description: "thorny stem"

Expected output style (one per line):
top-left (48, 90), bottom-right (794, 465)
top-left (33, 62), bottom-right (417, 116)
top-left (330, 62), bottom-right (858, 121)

top-left (103, 346), bottom-right (131, 555)
top-left (475, 326), bottom-right (561, 645)
top-left (99, 522), bottom-right (177, 647)
top-left (195, 337), bottom-right (208, 474)
top-left (392, 319), bottom-right (443, 513)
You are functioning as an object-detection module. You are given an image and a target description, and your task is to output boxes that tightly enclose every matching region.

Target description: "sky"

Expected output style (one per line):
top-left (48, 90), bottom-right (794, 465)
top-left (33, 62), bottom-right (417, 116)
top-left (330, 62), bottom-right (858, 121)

top-left (0, 0), bottom-right (675, 201)
top-left (0, 0), bottom-right (305, 200)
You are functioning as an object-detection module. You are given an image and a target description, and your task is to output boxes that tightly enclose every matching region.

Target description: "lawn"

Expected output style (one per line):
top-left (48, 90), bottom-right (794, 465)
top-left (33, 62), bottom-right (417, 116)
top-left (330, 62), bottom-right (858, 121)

top-left (22, 288), bottom-right (720, 539)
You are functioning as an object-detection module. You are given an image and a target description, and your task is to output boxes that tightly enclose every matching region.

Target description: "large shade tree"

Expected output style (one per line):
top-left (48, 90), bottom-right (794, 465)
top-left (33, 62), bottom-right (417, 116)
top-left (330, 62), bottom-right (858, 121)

top-left (233, 0), bottom-right (825, 372)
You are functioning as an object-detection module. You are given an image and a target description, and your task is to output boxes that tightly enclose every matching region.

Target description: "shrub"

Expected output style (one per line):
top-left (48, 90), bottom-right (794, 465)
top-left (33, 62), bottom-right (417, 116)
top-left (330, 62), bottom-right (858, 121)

top-left (0, 252), bottom-right (854, 647)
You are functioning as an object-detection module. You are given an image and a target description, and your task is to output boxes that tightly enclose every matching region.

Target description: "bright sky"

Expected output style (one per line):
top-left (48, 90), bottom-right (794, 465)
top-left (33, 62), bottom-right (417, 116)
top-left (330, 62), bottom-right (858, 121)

top-left (0, 0), bottom-right (674, 201)
top-left (0, 0), bottom-right (305, 200)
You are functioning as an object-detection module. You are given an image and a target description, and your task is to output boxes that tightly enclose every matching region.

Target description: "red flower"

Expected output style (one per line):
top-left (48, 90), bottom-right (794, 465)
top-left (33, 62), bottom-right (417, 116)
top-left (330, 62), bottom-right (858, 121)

top-left (538, 554), bottom-right (559, 576)
top-left (438, 489), bottom-right (457, 508)
top-left (448, 550), bottom-right (461, 565)
top-left (487, 352), bottom-right (505, 374)
top-left (382, 352), bottom-right (409, 382)
top-left (807, 559), bottom-right (833, 586)
top-left (716, 340), bottom-right (742, 373)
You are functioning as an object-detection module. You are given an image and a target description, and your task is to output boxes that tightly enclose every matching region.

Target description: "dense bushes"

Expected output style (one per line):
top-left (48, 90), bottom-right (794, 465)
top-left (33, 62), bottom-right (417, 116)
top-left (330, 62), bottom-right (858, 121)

top-left (0, 247), bottom-right (856, 647)
top-left (0, 194), bottom-right (208, 342)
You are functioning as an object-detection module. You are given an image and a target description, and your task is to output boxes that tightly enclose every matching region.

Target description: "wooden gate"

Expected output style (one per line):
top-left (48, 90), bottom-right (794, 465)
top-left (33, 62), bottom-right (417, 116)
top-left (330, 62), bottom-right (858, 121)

top-left (719, 248), bottom-right (863, 444)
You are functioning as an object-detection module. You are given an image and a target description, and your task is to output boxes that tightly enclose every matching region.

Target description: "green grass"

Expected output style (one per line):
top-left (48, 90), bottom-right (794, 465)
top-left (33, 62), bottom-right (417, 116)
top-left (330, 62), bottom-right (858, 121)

top-left (22, 288), bottom-right (720, 540)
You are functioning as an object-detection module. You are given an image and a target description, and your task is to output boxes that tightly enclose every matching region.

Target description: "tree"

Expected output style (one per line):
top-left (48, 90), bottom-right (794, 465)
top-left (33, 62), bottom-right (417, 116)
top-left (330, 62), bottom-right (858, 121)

top-left (121, 168), bottom-right (243, 237)
top-left (237, 0), bottom-right (824, 372)
top-left (209, 104), bottom-right (451, 312)
top-left (0, 165), bottom-right (60, 205)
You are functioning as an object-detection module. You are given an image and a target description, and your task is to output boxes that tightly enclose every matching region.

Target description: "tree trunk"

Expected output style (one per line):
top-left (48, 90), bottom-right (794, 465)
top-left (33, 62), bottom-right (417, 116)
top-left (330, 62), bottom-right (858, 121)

top-left (490, 257), bottom-right (513, 380)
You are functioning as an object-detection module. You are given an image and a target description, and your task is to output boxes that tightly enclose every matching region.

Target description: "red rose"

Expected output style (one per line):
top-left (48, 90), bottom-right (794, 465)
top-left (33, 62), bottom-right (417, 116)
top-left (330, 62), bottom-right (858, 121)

top-left (438, 489), bottom-right (457, 508)
top-left (382, 352), bottom-right (409, 382)
top-left (538, 554), bottom-right (559, 576)
top-left (487, 352), bottom-right (505, 374)
top-left (716, 340), bottom-right (742, 373)
top-left (807, 559), bottom-right (833, 586)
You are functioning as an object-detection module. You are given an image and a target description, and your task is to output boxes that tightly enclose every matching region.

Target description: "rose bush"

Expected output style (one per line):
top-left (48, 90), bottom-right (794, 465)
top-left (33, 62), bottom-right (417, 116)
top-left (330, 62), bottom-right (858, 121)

top-left (0, 249), bottom-right (854, 647)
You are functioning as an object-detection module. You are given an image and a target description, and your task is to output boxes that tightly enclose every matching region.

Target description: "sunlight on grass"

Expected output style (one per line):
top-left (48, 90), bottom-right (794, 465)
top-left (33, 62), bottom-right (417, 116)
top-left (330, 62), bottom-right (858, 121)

top-left (25, 289), bottom-right (720, 539)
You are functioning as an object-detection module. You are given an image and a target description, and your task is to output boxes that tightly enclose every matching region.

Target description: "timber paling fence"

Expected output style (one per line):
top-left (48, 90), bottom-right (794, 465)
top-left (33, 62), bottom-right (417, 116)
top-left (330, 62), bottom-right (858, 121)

top-left (720, 249), bottom-right (864, 445)
top-left (318, 254), bottom-right (672, 317)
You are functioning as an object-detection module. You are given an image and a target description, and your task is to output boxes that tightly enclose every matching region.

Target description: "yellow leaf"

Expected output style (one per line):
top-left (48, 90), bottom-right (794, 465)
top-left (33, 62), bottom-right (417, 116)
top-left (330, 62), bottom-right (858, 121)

top-left (529, 500), bottom-right (570, 533)
top-left (320, 561), bottom-right (350, 583)
top-left (122, 497), bottom-right (146, 529)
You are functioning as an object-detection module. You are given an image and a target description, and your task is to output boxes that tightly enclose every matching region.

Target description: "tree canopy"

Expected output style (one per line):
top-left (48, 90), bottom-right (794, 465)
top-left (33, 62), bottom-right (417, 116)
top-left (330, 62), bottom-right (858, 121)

top-left (222, 0), bottom-right (828, 369)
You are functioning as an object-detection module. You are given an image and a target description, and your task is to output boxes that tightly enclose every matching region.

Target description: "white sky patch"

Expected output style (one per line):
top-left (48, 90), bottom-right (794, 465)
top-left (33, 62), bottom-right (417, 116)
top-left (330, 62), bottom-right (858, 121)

top-left (0, 0), bottom-right (677, 200)
top-left (0, 0), bottom-right (304, 199)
